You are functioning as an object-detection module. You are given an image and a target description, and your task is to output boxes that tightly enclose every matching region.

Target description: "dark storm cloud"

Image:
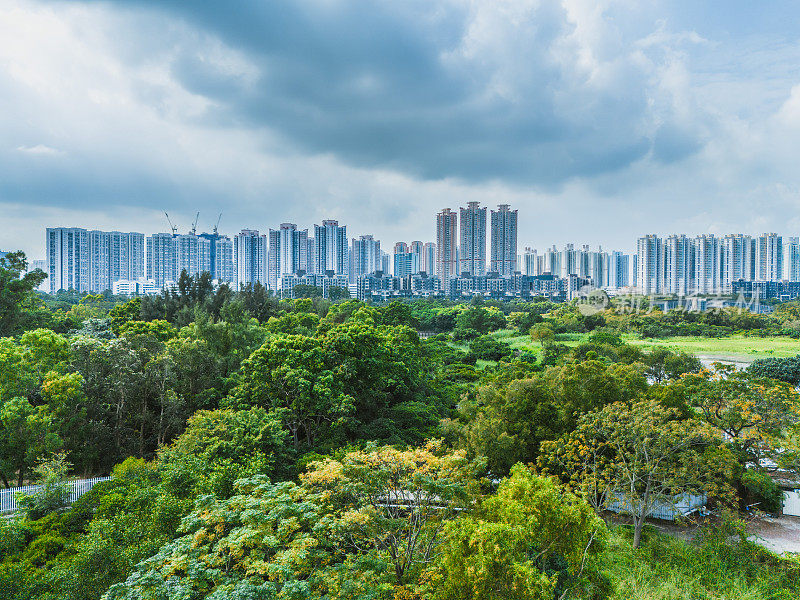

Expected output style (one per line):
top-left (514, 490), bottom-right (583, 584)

top-left (54, 0), bottom-right (697, 186)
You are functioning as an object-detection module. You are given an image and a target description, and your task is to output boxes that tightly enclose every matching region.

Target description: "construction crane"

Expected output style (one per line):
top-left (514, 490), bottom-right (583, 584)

top-left (190, 212), bottom-right (200, 235)
top-left (213, 212), bottom-right (222, 235)
top-left (164, 212), bottom-right (178, 235)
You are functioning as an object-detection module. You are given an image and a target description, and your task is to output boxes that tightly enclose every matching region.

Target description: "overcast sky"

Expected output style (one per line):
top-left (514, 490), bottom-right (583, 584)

top-left (4, 0), bottom-right (800, 258)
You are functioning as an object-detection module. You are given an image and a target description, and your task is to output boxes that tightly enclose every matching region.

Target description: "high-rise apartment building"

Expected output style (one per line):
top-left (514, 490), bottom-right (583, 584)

top-left (637, 234), bottom-right (664, 294)
top-left (48, 227), bottom-right (145, 294)
top-left (787, 237), bottom-right (800, 282)
top-left (589, 247), bottom-right (608, 287)
top-left (436, 209), bottom-right (458, 285)
top-left (522, 247), bottom-right (536, 275)
top-left (199, 232), bottom-right (235, 284)
top-left (608, 252), bottom-right (630, 289)
top-left (757, 233), bottom-right (783, 281)
top-left (422, 242), bottom-right (436, 276)
top-left (234, 229), bottom-right (268, 289)
top-left (269, 223), bottom-right (309, 291)
top-left (47, 227), bottom-right (90, 293)
top-left (393, 252), bottom-right (419, 277)
top-left (314, 220), bottom-right (347, 275)
top-left (694, 234), bottom-right (722, 294)
top-left (350, 235), bottom-right (381, 282)
top-left (722, 234), bottom-right (755, 291)
top-left (665, 234), bottom-right (694, 295)
top-left (459, 202), bottom-right (486, 276)
top-left (174, 234), bottom-right (212, 281)
top-left (490, 204), bottom-right (517, 276)
top-left (393, 242), bottom-right (409, 255)
top-left (147, 233), bottom-right (176, 289)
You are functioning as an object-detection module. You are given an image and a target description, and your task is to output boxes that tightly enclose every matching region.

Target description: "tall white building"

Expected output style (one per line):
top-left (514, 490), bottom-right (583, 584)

top-left (757, 233), bottom-right (783, 281)
top-left (722, 234), bottom-right (755, 291)
top-left (436, 209), bottom-right (458, 285)
top-left (174, 234), bottom-right (212, 280)
top-left (490, 204), bottom-right (517, 276)
top-left (694, 234), bottom-right (722, 294)
top-left (269, 223), bottom-right (309, 291)
top-left (637, 235), bottom-right (664, 295)
top-left (608, 252), bottom-right (630, 289)
top-left (665, 235), bottom-right (694, 295)
top-left (314, 220), bottom-right (347, 276)
top-left (522, 247), bottom-right (537, 275)
top-left (410, 241), bottom-right (424, 272)
top-left (589, 247), bottom-right (608, 288)
top-left (199, 233), bottom-right (234, 284)
top-left (234, 229), bottom-right (268, 289)
top-left (459, 202), bottom-right (486, 276)
top-left (350, 235), bottom-right (382, 282)
top-left (787, 237), bottom-right (800, 282)
top-left (422, 242), bottom-right (436, 276)
top-left (48, 227), bottom-right (145, 294)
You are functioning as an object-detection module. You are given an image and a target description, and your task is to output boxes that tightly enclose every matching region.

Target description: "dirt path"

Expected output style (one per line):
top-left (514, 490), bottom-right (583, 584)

top-left (748, 516), bottom-right (800, 555)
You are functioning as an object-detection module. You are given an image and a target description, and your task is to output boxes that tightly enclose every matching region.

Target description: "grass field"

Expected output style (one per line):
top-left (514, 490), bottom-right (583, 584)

top-left (621, 334), bottom-right (800, 361)
top-left (489, 329), bottom-right (800, 363)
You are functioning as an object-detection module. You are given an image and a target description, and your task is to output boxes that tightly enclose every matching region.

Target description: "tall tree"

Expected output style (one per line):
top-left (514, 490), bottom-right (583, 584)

top-left (0, 252), bottom-right (47, 337)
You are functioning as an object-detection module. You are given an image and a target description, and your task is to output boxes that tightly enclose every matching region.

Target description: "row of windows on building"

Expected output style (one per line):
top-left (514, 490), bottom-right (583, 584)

top-left (636, 233), bottom-right (797, 295)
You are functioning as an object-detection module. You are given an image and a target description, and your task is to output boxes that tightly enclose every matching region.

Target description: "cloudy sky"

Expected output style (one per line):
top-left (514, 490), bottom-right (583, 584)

top-left (3, 0), bottom-right (800, 258)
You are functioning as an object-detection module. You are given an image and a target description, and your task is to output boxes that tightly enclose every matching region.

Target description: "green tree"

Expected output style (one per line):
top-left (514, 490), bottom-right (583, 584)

top-left (17, 452), bottom-right (72, 520)
top-left (429, 465), bottom-right (608, 600)
top-left (541, 398), bottom-right (728, 549)
top-left (327, 285), bottom-right (351, 301)
top-left (0, 251), bottom-right (47, 337)
top-left (529, 322), bottom-right (555, 347)
top-left (0, 396), bottom-right (62, 486)
top-left (229, 334), bottom-right (354, 448)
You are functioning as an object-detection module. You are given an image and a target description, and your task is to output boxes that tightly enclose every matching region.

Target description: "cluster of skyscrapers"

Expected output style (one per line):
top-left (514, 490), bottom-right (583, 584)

top-left (38, 217), bottom-right (800, 301)
top-left (42, 202), bottom-right (521, 298)
top-left (635, 233), bottom-right (796, 295)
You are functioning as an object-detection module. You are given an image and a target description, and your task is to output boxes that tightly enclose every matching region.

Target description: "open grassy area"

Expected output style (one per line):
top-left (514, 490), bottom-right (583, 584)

top-left (490, 329), bottom-right (800, 363)
top-left (604, 527), bottom-right (799, 600)
top-left (621, 334), bottom-right (800, 361)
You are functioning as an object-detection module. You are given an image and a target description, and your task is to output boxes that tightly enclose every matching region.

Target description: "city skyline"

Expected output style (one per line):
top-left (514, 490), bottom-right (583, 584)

top-left (36, 209), bottom-right (800, 298)
top-left (6, 2), bottom-right (800, 258)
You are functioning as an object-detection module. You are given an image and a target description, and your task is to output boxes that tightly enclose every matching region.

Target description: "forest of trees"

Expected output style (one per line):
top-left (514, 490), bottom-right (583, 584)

top-left (0, 251), bottom-right (798, 600)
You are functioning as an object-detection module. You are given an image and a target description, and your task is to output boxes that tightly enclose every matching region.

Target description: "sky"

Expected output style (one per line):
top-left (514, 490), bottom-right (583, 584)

top-left (4, 0), bottom-right (800, 258)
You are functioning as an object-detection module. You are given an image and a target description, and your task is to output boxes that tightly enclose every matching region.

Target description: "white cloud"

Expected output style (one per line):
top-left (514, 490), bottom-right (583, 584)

top-left (16, 144), bottom-right (63, 155)
top-left (1, 0), bottom-right (800, 261)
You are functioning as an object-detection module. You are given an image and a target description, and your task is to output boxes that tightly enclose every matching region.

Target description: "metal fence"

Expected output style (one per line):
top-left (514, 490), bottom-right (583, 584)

top-left (0, 476), bottom-right (111, 514)
top-left (606, 493), bottom-right (707, 521)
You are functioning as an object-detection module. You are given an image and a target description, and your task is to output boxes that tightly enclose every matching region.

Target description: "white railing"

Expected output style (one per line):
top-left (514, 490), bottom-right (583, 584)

top-left (0, 476), bottom-right (111, 514)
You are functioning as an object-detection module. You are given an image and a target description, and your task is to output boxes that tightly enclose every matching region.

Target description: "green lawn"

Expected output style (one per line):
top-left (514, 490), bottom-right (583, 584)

top-left (622, 334), bottom-right (800, 361)
top-left (489, 329), bottom-right (800, 363)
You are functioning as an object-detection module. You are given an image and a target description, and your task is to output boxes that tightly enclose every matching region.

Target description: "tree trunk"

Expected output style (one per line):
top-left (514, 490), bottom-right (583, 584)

top-left (633, 515), bottom-right (644, 549)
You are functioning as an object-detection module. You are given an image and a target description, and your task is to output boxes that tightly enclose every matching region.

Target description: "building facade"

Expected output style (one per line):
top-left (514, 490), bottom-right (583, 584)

top-left (459, 202), bottom-right (486, 276)
top-left (490, 204), bottom-right (517, 276)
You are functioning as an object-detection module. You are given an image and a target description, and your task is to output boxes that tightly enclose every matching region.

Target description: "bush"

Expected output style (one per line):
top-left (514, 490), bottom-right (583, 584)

top-left (17, 454), bottom-right (71, 521)
top-left (741, 470), bottom-right (783, 514)
top-left (469, 335), bottom-right (512, 361)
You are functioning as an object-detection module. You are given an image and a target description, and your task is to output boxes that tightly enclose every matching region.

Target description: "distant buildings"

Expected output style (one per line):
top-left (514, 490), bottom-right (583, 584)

top-left (234, 229), bottom-right (268, 289)
top-left (47, 227), bottom-right (145, 294)
top-left (635, 233), bottom-right (791, 295)
top-left (459, 201), bottom-right (486, 276)
top-left (268, 223), bottom-right (309, 291)
top-left (490, 204), bottom-right (517, 277)
top-left (39, 208), bottom-right (800, 302)
top-left (350, 235), bottom-right (382, 282)
top-left (436, 208), bottom-right (458, 286)
top-left (313, 220), bottom-right (347, 276)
